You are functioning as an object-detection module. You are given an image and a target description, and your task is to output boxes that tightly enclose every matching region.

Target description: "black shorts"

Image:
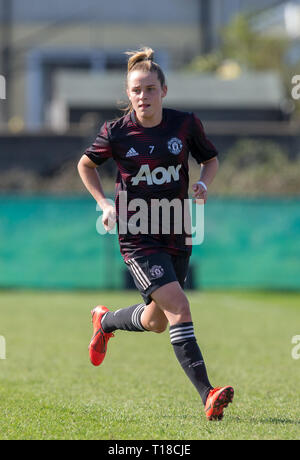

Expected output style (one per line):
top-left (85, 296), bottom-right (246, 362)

top-left (125, 252), bottom-right (190, 305)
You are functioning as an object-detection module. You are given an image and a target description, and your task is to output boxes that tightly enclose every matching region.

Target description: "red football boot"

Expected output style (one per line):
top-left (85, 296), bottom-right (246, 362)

top-left (204, 386), bottom-right (234, 421)
top-left (89, 306), bottom-right (114, 366)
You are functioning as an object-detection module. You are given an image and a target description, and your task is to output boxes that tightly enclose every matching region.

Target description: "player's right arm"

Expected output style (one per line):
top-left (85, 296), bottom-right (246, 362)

top-left (77, 155), bottom-right (115, 231)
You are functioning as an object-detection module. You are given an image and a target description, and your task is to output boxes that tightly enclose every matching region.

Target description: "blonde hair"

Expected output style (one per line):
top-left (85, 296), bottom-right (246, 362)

top-left (123, 47), bottom-right (166, 115)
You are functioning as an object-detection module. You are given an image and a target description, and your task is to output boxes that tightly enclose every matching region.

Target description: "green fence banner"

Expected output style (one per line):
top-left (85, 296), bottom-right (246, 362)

top-left (0, 196), bottom-right (299, 290)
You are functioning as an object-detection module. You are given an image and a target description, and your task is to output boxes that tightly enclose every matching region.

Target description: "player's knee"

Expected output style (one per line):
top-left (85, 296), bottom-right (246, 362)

top-left (153, 324), bottom-right (168, 334)
top-left (147, 320), bottom-right (168, 334)
top-left (173, 298), bottom-right (190, 316)
top-left (169, 298), bottom-right (191, 323)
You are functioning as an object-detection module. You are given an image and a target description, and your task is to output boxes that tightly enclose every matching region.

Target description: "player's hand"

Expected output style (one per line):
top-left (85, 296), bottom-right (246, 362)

top-left (192, 182), bottom-right (207, 204)
top-left (102, 204), bottom-right (116, 231)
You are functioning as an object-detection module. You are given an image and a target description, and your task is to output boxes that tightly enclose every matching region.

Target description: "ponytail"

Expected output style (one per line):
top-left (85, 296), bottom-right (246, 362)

top-left (126, 47), bottom-right (155, 72)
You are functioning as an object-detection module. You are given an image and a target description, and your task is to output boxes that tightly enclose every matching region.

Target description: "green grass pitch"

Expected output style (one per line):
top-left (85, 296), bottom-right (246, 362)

top-left (0, 290), bottom-right (299, 440)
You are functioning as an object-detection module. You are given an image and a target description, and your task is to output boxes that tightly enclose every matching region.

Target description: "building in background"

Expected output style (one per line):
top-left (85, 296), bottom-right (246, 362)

top-left (1, 0), bottom-right (299, 130)
top-left (52, 70), bottom-right (286, 128)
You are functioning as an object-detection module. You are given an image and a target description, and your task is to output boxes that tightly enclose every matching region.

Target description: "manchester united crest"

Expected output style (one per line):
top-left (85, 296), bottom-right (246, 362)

top-left (150, 265), bottom-right (165, 279)
top-left (167, 137), bottom-right (183, 155)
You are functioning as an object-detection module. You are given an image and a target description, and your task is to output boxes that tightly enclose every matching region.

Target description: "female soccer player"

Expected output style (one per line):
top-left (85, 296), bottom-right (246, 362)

top-left (77, 47), bottom-right (234, 421)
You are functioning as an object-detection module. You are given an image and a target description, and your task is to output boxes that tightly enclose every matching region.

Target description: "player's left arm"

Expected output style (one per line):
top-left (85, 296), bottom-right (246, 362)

top-left (192, 156), bottom-right (219, 203)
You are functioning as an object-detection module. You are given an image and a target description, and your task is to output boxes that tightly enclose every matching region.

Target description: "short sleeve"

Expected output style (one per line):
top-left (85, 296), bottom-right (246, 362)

top-left (84, 121), bottom-right (113, 166)
top-left (187, 113), bottom-right (218, 164)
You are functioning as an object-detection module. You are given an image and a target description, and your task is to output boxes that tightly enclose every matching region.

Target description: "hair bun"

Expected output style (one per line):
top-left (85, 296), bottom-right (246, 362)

top-left (126, 47), bottom-right (154, 72)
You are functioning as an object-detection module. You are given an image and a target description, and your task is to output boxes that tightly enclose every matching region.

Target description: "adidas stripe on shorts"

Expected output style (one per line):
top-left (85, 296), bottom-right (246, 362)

top-left (125, 252), bottom-right (190, 305)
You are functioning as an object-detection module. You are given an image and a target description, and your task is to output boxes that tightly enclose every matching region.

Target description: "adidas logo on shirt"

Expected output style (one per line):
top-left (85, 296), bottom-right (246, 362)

top-left (126, 148), bottom-right (139, 158)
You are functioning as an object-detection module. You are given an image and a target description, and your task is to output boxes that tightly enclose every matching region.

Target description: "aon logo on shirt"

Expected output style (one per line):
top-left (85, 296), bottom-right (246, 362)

top-left (131, 164), bottom-right (182, 186)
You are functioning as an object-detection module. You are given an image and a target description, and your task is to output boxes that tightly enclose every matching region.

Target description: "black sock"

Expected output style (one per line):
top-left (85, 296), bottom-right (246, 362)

top-left (170, 322), bottom-right (213, 405)
top-left (101, 303), bottom-right (147, 333)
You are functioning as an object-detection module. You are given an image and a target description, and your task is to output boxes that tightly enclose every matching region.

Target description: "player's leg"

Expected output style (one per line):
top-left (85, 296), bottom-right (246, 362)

top-left (89, 299), bottom-right (152, 367)
top-left (150, 281), bottom-right (213, 406)
top-left (88, 299), bottom-right (167, 367)
top-left (140, 300), bottom-right (168, 333)
top-left (151, 277), bottom-right (234, 420)
top-left (100, 299), bottom-right (168, 334)
top-left (150, 281), bottom-right (191, 325)
top-left (100, 254), bottom-right (175, 334)
top-left (89, 253), bottom-right (178, 366)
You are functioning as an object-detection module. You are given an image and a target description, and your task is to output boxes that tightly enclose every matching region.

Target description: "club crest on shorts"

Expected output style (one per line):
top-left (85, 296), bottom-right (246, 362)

top-left (167, 137), bottom-right (183, 155)
top-left (150, 265), bottom-right (165, 279)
